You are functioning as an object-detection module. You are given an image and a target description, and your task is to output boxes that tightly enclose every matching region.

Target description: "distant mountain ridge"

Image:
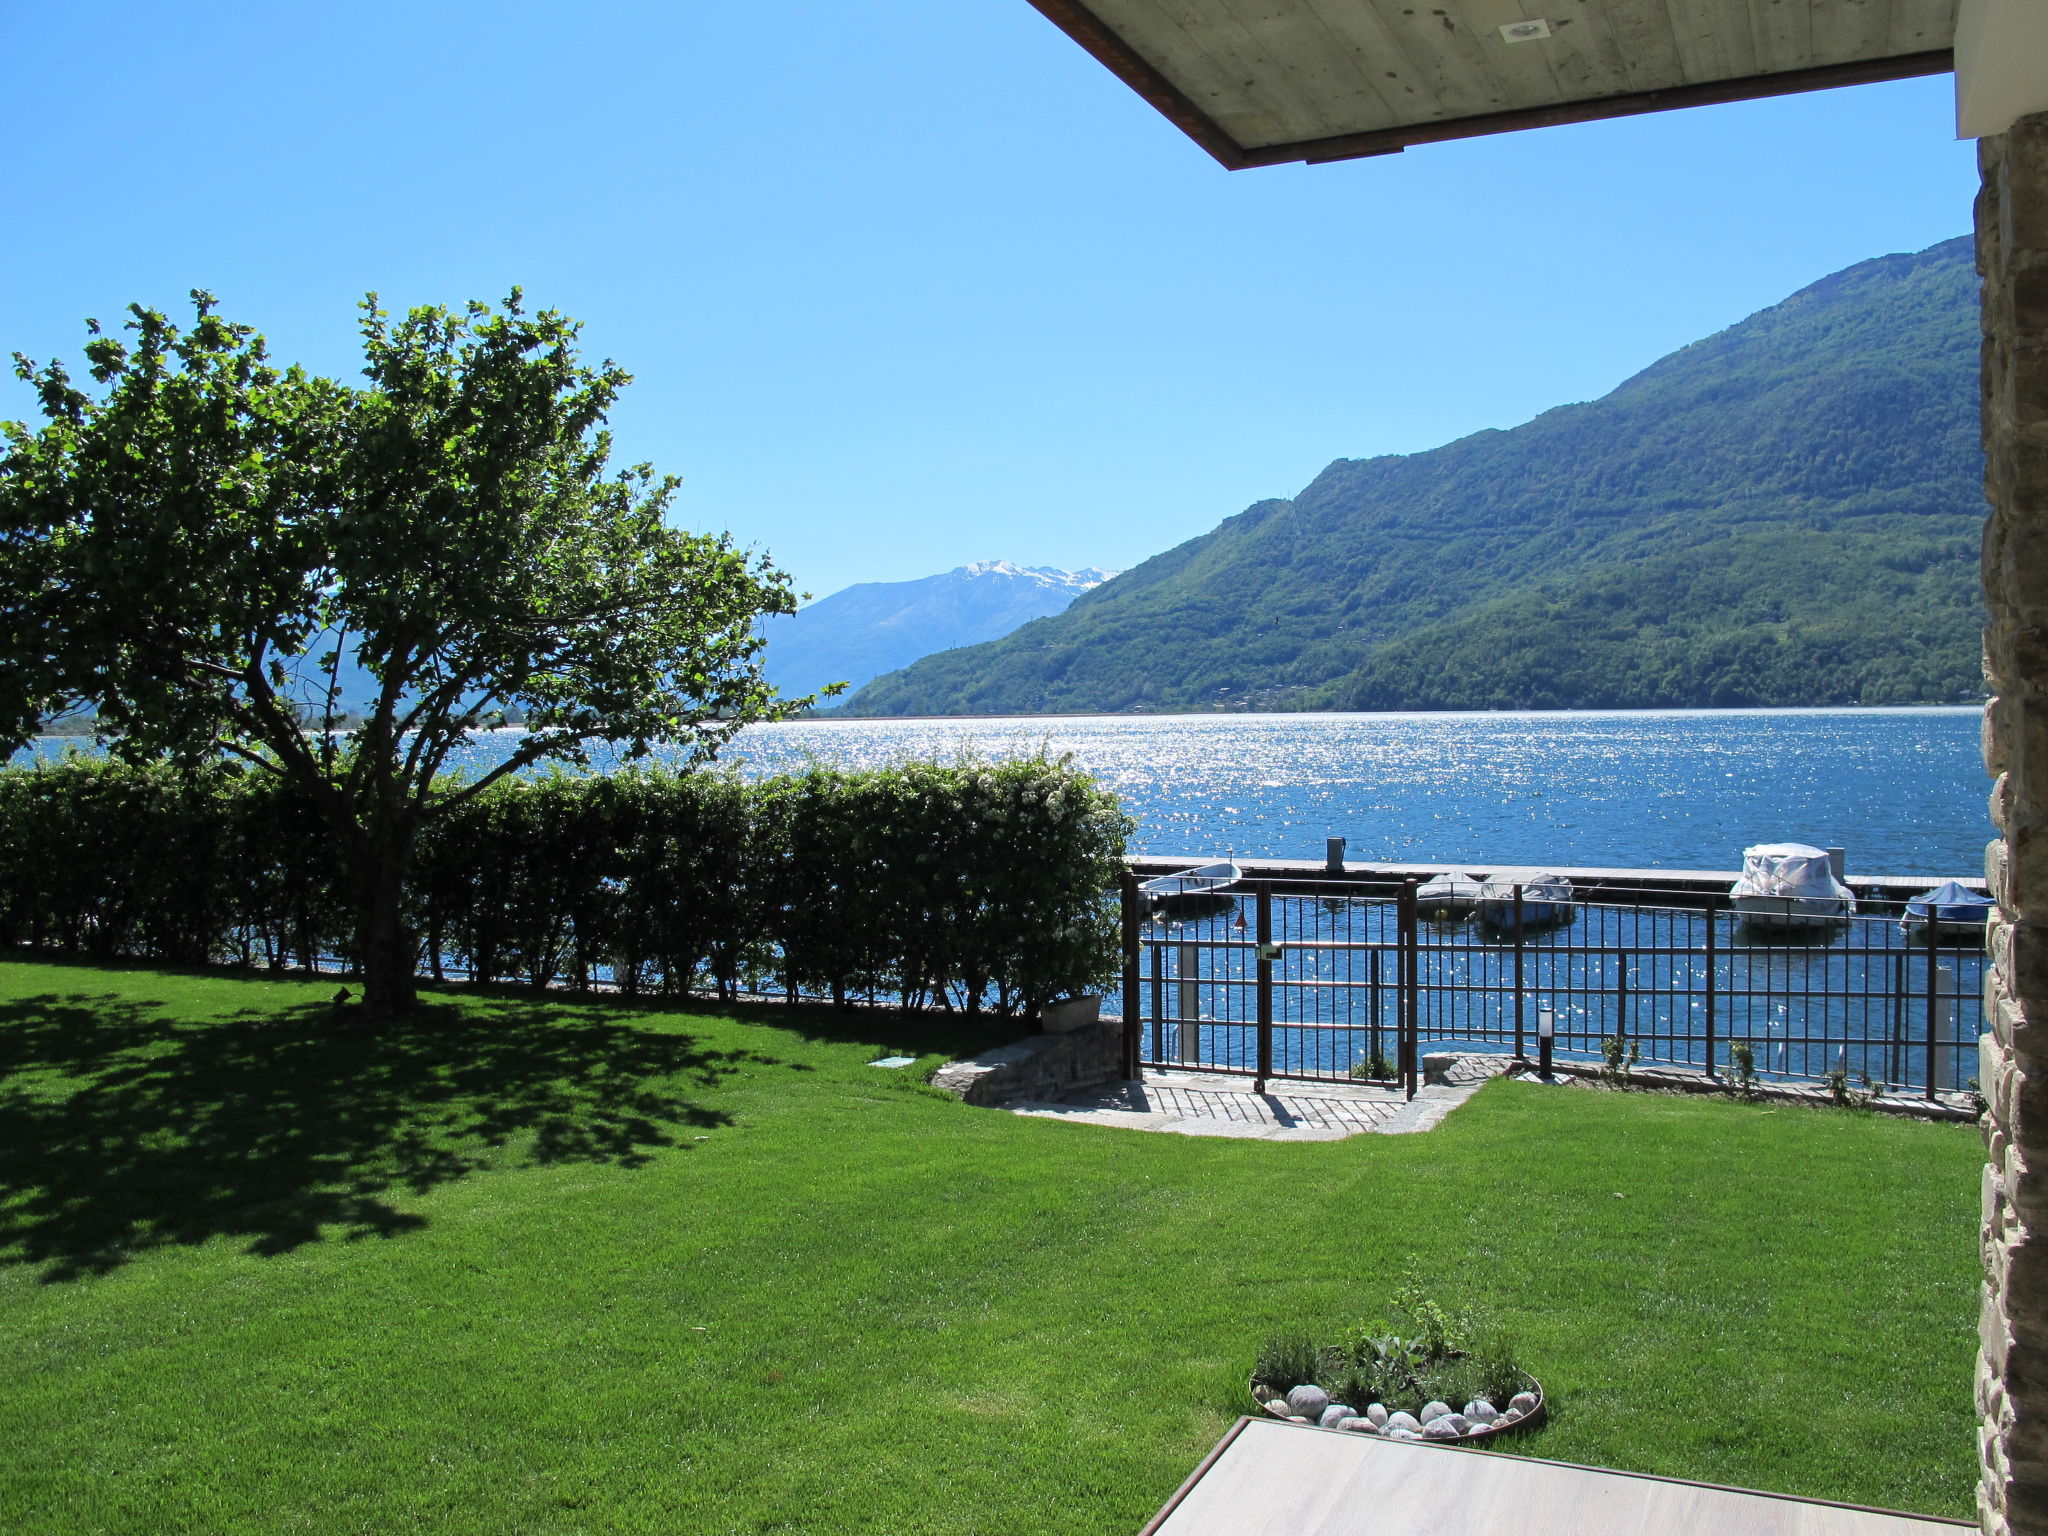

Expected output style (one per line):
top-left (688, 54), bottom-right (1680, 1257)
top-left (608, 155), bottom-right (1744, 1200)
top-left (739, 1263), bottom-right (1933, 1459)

top-left (762, 560), bottom-right (1116, 702)
top-left (845, 237), bottom-right (1983, 716)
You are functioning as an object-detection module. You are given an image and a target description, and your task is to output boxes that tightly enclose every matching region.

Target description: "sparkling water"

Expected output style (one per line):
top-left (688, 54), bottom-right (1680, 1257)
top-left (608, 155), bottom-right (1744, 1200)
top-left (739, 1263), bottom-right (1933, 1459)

top-left (441, 706), bottom-right (1988, 879)
top-left (29, 706), bottom-right (1989, 878)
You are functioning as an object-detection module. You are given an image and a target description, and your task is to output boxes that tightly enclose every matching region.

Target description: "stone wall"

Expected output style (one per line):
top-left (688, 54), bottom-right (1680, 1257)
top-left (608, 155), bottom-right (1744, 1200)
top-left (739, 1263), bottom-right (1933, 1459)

top-left (929, 1018), bottom-right (1123, 1107)
top-left (1978, 109), bottom-right (2048, 1536)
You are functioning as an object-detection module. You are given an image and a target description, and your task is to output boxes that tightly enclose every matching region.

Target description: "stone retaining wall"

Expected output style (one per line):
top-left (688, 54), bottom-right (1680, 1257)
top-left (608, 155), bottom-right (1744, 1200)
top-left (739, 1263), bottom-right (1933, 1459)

top-left (930, 1019), bottom-right (1123, 1107)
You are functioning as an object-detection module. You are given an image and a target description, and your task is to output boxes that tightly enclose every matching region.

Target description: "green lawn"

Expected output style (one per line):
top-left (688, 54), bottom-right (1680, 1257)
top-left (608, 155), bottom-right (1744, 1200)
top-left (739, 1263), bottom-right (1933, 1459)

top-left (0, 959), bottom-right (1982, 1535)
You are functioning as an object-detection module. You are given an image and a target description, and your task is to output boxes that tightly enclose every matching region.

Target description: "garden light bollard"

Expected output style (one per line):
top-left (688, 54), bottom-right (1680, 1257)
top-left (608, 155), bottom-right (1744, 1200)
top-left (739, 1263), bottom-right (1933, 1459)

top-left (1538, 1008), bottom-right (1554, 1081)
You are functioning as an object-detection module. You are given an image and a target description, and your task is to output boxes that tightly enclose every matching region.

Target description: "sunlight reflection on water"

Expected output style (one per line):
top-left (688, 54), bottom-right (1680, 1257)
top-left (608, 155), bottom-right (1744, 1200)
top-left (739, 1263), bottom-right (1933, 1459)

top-left (439, 707), bottom-right (1989, 877)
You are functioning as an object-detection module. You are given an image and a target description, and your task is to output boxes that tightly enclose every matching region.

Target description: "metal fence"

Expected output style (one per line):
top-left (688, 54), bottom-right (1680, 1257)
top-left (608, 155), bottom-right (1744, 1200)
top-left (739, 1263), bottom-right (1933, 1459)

top-left (1113, 875), bottom-right (1984, 1102)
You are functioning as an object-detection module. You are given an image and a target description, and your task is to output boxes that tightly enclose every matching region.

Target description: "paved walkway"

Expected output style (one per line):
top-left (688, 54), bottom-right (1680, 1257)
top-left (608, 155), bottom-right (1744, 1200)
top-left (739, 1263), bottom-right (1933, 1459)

top-left (1142, 1418), bottom-right (1967, 1534)
top-left (1004, 1054), bottom-right (1512, 1141)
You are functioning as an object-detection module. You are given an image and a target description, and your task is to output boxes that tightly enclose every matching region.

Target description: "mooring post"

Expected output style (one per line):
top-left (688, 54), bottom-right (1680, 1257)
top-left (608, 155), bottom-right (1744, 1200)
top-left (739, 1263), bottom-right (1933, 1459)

top-left (1325, 836), bottom-right (1346, 876)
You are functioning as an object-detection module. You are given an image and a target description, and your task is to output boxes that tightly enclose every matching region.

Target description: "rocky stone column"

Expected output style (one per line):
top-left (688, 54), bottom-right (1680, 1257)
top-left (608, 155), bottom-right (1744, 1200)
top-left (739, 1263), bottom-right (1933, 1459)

top-left (1979, 108), bottom-right (2048, 1536)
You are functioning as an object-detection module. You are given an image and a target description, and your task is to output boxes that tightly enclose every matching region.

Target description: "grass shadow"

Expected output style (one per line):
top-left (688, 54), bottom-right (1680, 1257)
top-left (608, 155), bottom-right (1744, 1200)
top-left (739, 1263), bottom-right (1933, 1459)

top-left (0, 991), bottom-right (772, 1281)
top-left (700, 994), bottom-right (1023, 1060)
top-left (411, 977), bottom-right (1016, 1063)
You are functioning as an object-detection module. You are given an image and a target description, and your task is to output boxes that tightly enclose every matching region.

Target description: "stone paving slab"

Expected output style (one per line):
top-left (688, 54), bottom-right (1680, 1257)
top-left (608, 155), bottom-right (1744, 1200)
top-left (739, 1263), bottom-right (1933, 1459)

top-left (1003, 1056), bottom-right (1514, 1140)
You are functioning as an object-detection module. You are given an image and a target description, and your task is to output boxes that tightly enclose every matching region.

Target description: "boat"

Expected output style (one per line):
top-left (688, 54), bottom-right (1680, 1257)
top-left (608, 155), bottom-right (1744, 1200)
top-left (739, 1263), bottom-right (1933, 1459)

top-left (1139, 860), bottom-right (1243, 914)
top-left (1415, 871), bottom-right (1483, 919)
top-left (1727, 843), bottom-right (1855, 930)
top-left (1476, 869), bottom-right (1575, 931)
top-left (1902, 879), bottom-right (1995, 943)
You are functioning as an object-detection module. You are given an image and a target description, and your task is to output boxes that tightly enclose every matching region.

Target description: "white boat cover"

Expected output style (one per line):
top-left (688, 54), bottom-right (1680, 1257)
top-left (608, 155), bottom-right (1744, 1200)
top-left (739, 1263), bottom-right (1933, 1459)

top-left (1730, 843), bottom-right (1851, 903)
top-left (1478, 869), bottom-right (1571, 905)
top-left (1416, 872), bottom-right (1481, 901)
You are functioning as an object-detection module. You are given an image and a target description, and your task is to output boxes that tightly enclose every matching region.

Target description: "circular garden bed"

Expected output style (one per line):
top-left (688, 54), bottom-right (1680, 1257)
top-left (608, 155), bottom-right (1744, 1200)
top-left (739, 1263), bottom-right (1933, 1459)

top-left (1249, 1370), bottom-right (1545, 1443)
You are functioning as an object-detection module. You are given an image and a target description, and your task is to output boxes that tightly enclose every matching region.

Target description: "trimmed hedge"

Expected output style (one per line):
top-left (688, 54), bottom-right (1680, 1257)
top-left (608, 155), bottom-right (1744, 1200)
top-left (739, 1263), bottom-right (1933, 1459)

top-left (0, 754), bottom-right (1132, 1019)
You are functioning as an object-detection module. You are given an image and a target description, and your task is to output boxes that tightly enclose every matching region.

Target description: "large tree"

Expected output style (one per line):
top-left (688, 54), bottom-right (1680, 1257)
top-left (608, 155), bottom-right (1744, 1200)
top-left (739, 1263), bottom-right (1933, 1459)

top-left (0, 290), bottom-right (808, 1016)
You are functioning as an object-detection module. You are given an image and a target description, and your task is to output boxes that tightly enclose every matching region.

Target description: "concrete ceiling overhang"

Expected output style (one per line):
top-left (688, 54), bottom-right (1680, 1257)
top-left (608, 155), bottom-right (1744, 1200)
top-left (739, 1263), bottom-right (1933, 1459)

top-left (1025, 0), bottom-right (1958, 167)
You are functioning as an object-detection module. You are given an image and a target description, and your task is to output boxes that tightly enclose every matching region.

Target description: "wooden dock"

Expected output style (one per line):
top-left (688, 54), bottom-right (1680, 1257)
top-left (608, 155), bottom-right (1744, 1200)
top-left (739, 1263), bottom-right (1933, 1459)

top-left (1140, 1419), bottom-right (1969, 1536)
top-left (1127, 855), bottom-right (1988, 906)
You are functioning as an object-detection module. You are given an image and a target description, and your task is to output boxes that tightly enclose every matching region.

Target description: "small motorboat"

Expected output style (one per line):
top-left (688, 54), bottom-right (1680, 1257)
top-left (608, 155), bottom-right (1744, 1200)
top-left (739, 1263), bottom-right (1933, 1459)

top-left (1139, 860), bottom-right (1242, 915)
top-left (1728, 843), bottom-right (1855, 930)
top-left (1415, 871), bottom-right (1482, 919)
top-left (1902, 879), bottom-right (1995, 943)
top-left (1477, 869), bottom-right (1575, 931)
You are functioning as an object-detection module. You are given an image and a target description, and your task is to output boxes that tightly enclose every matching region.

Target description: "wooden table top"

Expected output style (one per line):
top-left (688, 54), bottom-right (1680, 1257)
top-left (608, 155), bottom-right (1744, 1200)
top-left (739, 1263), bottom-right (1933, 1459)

top-left (1142, 1419), bottom-right (1970, 1536)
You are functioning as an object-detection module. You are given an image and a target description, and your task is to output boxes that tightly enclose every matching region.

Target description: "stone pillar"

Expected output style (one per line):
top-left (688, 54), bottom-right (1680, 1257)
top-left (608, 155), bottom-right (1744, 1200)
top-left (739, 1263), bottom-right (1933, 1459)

top-left (1979, 109), bottom-right (2048, 1536)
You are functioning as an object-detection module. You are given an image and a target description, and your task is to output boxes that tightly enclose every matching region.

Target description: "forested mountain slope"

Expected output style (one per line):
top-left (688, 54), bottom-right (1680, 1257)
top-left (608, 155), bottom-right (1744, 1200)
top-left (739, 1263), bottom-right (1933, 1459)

top-left (845, 237), bottom-right (1982, 715)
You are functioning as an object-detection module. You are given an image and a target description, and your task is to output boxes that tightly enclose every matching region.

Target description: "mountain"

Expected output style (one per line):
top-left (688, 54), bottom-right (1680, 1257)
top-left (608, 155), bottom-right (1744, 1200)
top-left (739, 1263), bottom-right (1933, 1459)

top-left (762, 561), bottom-right (1117, 703)
top-left (845, 237), bottom-right (1983, 716)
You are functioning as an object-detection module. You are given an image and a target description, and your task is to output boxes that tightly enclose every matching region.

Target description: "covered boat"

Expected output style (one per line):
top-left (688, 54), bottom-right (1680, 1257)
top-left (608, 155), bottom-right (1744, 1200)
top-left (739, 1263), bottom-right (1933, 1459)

top-left (1728, 843), bottom-right (1855, 930)
top-left (1139, 860), bottom-right (1242, 914)
top-left (1902, 879), bottom-right (1995, 942)
top-left (1416, 871), bottom-right (1482, 919)
top-left (1477, 869), bottom-right (1574, 931)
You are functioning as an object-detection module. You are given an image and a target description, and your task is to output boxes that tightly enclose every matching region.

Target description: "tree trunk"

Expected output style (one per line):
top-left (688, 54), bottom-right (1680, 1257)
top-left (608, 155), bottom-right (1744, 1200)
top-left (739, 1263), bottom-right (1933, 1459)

top-left (354, 850), bottom-right (418, 1019)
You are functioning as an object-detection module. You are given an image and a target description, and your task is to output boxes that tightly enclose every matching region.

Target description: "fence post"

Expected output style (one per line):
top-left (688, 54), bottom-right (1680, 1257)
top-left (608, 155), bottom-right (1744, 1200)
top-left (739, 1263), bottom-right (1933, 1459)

top-left (1149, 930), bottom-right (1164, 1066)
top-left (1370, 944), bottom-right (1383, 1078)
top-left (1399, 878), bottom-right (1419, 1101)
top-left (1617, 946), bottom-right (1629, 1045)
top-left (1119, 870), bottom-right (1142, 1080)
top-left (1925, 934), bottom-right (1941, 1101)
top-left (1704, 906), bottom-right (1718, 1078)
top-left (1513, 884), bottom-right (1526, 1057)
top-left (1255, 881), bottom-right (1274, 1093)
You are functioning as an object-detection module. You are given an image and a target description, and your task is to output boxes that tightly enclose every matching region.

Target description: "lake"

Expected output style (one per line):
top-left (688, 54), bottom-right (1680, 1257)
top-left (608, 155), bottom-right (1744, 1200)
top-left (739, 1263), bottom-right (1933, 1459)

top-left (439, 706), bottom-right (1989, 878)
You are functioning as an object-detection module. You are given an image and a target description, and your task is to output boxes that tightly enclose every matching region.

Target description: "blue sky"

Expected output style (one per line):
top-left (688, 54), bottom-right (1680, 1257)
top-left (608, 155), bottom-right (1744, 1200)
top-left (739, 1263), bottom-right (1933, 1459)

top-left (0, 1), bottom-right (1976, 601)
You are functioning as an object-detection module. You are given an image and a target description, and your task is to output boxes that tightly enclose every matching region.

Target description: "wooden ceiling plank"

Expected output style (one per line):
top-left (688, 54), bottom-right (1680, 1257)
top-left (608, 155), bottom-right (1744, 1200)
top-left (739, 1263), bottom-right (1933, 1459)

top-left (1226, 0), bottom-right (1412, 136)
top-left (1288, 0), bottom-right (1451, 126)
top-left (1021, 0), bottom-right (1253, 166)
top-left (1503, 0), bottom-right (1646, 104)
top-left (1258, 44), bottom-right (1951, 164)
top-left (1138, 0), bottom-right (1360, 143)
top-left (1370, 3), bottom-right (1529, 120)
top-left (1458, 0), bottom-right (1586, 106)
top-left (1593, 0), bottom-right (1693, 93)
top-left (1087, 0), bottom-right (1294, 147)
top-left (1665, 0), bottom-right (1760, 82)
top-left (1886, 0), bottom-right (1954, 56)
top-left (1809, 0), bottom-right (1894, 68)
top-left (1745, 0), bottom-right (1816, 75)
top-left (1021, 0), bottom-right (1958, 169)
